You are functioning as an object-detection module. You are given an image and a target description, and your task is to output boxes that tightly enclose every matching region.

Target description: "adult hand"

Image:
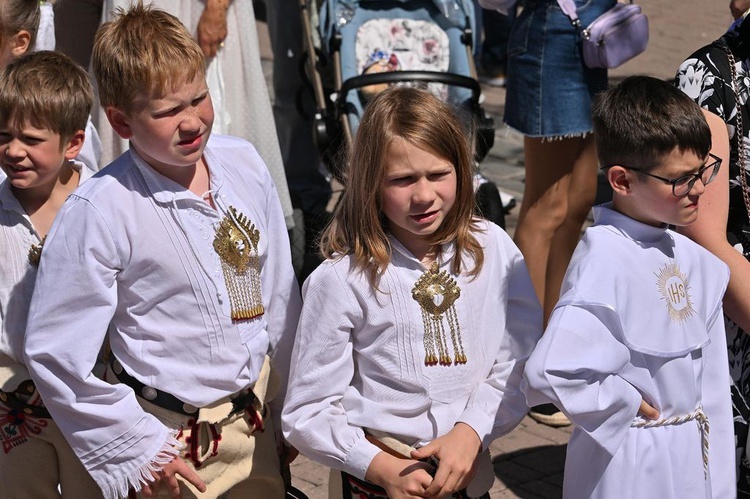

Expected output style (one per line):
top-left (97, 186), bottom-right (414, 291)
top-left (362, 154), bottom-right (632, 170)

top-left (410, 422), bottom-right (481, 498)
top-left (141, 456), bottom-right (207, 498)
top-left (197, 0), bottom-right (229, 58)
top-left (365, 451), bottom-right (434, 499)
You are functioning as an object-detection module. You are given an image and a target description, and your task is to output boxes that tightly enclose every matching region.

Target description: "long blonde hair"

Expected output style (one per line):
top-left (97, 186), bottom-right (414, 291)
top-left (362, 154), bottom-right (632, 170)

top-left (320, 86), bottom-right (484, 285)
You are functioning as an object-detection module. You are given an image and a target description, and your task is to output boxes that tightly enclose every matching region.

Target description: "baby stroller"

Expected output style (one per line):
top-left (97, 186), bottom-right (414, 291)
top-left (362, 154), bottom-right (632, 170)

top-left (298, 0), bottom-right (507, 229)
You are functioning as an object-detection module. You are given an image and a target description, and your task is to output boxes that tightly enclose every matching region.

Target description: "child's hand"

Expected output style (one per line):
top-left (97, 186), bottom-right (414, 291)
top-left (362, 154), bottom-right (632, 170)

top-left (365, 451), bottom-right (434, 498)
top-left (410, 422), bottom-right (482, 498)
top-left (638, 399), bottom-right (660, 420)
top-left (141, 456), bottom-right (207, 498)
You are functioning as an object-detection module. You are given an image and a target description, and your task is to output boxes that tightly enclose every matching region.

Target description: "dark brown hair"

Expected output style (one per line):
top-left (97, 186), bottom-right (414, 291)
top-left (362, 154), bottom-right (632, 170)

top-left (594, 75), bottom-right (711, 172)
top-left (0, 50), bottom-right (93, 142)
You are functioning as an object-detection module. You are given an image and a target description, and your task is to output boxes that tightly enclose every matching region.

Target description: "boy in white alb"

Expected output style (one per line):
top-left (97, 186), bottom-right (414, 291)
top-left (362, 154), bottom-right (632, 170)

top-left (22, 5), bottom-right (301, 498)
top-left (523, 76), bottom-right (735, 498)
top-left (0, 51), bottom-right (101, 497)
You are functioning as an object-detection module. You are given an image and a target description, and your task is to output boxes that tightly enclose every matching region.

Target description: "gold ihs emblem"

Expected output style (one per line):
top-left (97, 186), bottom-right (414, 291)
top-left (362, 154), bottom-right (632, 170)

top-left (655, 262), bottom-right (694, 323)
top-left (213, 207), bottom-right (264, 321)
top-left (412, 263), bottom-right (467, 366)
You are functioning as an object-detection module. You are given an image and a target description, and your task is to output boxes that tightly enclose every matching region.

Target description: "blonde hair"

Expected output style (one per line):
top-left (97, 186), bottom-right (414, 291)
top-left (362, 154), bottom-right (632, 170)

top-left (92, 1), bottom-right (205, 114)
top-left (0, 50), bottom-right (93, 142)
top-left (0, 0), bottom-right (39, 53)
top-left (320, 86), bottom-right (484, 285)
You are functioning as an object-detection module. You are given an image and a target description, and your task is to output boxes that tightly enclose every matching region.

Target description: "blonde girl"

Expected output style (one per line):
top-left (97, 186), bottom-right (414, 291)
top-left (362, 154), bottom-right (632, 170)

top-left (282, 86), bottom-right (542, 499)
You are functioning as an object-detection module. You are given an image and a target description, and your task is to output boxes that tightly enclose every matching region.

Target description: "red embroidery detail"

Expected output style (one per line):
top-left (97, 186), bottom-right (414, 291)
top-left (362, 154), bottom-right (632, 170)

top-left (0, 406), bottom-right (48, 454)
top-left (183, 420), bottom-right (221, 469)
top-left (246, 407), bottom-right (265, 434)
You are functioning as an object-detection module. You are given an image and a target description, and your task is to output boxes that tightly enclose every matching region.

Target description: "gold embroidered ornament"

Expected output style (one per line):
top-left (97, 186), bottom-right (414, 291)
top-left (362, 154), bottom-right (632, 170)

top-left (27, 236), bottom-right (45, 267)
top-left (213, 206), bottom-right (264, 321)
top-left (655, 262), bottom-right (694, 324)
top-left (411, 262), bottom-right (466, 366)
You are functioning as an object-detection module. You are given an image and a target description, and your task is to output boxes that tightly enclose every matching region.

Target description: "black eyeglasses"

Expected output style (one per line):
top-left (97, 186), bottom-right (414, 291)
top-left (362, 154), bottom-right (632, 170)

top-left (619, 153), bottom-right (722, 197)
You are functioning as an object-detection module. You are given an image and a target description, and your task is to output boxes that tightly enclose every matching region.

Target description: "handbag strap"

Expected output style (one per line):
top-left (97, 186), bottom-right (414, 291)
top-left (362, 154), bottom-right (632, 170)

top-left (556, 0), bottom-right (634, 39)
top-left (556, 0), bottom-right (582, 26)
top-left (721, 40), bottom-right (750, 226)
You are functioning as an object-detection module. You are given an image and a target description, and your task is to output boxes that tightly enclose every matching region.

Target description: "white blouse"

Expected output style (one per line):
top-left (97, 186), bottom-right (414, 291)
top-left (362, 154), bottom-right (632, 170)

top-left (23, 135), bottom-right (301, 498)
top-left (282, 220), bottom-right (543, 480)
top-left (0, 160), bottom-right (93, 391)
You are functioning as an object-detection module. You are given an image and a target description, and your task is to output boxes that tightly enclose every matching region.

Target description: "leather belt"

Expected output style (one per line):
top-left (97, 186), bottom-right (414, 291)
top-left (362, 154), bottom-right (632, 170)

top-left (109, 357), bottom-right (257, 417)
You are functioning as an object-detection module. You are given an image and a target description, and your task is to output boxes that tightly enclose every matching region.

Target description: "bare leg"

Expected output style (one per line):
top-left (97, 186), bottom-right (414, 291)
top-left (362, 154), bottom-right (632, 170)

top-left (513, 135), bottom-right (598, 325)
top-left (542, 135), bottom-right (598, 321)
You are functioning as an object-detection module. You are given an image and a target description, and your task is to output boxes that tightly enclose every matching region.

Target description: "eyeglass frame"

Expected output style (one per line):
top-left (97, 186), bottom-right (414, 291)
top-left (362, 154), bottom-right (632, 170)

top-left (612, 152), bottom-right (722, 197)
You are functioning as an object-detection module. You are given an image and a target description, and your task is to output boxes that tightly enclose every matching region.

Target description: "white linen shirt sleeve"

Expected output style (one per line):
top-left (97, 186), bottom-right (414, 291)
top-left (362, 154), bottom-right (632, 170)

top-left (23, 195), bottom-right (176, 499)
top-left (522, 305), bottom-right (643, 457)
top-left (458, 231), bottom-right (543, 449)
top-left (281, 261), bottom-right (381, 480)
top-left (256, 160), bottom-right (303, 425)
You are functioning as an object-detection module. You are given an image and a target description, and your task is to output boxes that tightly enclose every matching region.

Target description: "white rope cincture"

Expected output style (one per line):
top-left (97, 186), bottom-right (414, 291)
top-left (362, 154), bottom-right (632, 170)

top-left (630, 406), bottom-right (709, 478)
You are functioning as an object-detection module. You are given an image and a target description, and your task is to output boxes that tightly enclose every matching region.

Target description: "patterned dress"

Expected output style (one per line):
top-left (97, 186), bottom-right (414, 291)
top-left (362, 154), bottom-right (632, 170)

top-left (676, 21), bottom-right (750, 496)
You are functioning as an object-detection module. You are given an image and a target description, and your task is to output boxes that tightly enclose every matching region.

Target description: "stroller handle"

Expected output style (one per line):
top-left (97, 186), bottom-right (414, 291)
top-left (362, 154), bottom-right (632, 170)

top-left (338, 71), bottom-right (482, 108)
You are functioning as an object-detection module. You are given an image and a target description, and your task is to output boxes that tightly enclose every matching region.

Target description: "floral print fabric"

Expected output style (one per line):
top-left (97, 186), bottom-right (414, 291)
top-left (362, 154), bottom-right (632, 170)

top-left (677, 38), bottom-right (750, 495)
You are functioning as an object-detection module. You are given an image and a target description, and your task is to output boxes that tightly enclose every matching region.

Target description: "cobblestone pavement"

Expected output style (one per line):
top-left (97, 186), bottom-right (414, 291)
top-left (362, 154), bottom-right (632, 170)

top-left (258, 2), bottom-right (729, 496)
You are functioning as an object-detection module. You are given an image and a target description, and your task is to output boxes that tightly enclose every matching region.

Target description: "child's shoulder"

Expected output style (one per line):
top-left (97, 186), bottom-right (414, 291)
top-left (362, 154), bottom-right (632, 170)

top-left (205, 134), bottom-right (262, 165)
top-left (206, 133), bottom-right (256, 153)
top-left (69, 151), bottom-right (135, 201)
top-left (302, 254), bottom-right (368, 299)
top-left (469, 218), bottom-right (520, 260)
top-left (205, 134), bottom-right (273, 184)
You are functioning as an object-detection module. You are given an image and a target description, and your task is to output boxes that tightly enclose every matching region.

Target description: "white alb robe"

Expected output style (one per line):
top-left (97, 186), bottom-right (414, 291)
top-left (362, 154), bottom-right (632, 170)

top-left (523, 204), bottom-right (735, 499)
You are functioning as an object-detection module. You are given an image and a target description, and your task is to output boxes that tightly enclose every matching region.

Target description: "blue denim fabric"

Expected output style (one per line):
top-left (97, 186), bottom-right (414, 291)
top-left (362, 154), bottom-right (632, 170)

top-left (504, 0), bottom-right (615, 138)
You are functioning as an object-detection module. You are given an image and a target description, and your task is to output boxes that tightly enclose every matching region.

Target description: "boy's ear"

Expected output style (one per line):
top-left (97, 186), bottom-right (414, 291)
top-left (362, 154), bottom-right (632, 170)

top-left (105, 107), bottom-right (133, 139)
top-left (608, 166), bottom-right (635, 196)
top-left (64, 130), bottom-right (86, 160)
top-left (10, 31), bottom-right (32, 58)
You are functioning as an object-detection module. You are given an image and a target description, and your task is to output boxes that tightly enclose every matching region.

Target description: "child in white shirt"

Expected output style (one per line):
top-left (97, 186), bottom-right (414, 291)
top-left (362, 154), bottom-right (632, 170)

top-left (282, 86), bottom-right (543, 498)
top-left (0, 50), bottom-right (101, 498)
top-left (23, 4), bottom-right (301, 498)
top-left (523, 76), bottom-right (735, 498)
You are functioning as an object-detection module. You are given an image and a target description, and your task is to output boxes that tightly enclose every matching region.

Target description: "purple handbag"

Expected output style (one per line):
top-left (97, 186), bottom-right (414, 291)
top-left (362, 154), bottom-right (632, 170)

top-left (557, 0), bottom-right (649, 69)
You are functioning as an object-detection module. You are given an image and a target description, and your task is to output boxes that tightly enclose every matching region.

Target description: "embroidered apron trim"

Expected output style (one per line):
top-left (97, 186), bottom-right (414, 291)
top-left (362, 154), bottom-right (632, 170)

top-left (0, 381), bottom-right (50, 454)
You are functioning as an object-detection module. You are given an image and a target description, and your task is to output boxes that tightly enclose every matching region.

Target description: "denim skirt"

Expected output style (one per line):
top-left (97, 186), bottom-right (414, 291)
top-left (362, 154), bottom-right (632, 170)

top-left (504, 0), bottom-right (615, 138)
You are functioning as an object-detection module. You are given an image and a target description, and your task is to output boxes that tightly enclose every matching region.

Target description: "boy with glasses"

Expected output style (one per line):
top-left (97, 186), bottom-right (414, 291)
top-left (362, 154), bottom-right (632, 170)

top-left (522, 76), bottom-right (735, 498)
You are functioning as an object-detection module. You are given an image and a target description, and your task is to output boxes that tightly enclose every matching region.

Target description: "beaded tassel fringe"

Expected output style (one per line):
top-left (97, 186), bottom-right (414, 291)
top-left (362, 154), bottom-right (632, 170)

top-left (213, 206), bottom-right (264, 321)
top-left (412, 263), bottom-right (466, 366)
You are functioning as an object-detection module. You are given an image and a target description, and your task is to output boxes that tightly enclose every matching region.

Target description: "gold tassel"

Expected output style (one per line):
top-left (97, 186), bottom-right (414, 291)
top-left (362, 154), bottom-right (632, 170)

top-left (213, 207), bottom-right (264, 321)
top-left (412, 263), bottom-right (466, 366)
